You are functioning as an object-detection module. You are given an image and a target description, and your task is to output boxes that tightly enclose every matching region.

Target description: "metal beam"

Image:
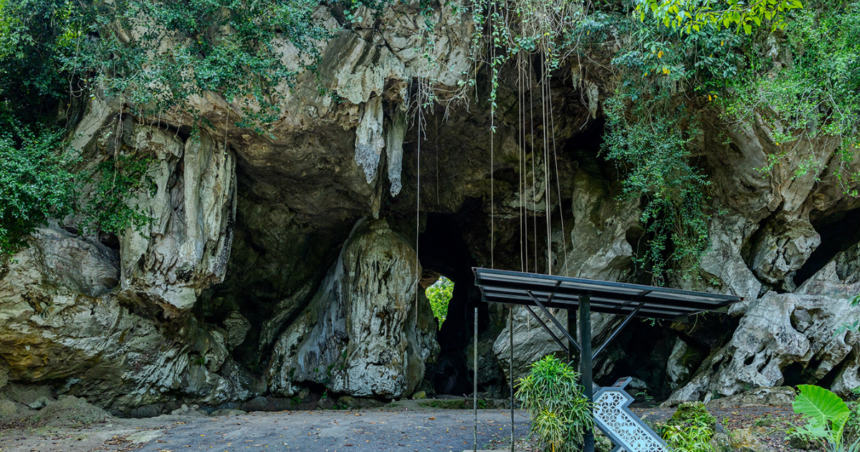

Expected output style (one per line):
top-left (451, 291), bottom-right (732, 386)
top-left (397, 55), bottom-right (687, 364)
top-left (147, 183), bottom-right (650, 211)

top-left (525, 290), bottom-right (582, 352)
top-left (477, 278), bottom-right (734, 312)
top-left (591, 302), bottom-right (644, 360)
top-left (523, 305), bottom-right (570, 354)
top-left (481, 295), bottom-right (686, 320)
top-left (580, 294), bottom-right (595, 452)
top-left (474, 268), bottom-right (743, 302)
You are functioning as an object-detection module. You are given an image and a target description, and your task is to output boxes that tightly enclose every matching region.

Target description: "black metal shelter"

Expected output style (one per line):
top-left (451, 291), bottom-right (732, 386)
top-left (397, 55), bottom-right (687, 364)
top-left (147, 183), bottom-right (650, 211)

top-left (473, 267), bottom-right (743, 452)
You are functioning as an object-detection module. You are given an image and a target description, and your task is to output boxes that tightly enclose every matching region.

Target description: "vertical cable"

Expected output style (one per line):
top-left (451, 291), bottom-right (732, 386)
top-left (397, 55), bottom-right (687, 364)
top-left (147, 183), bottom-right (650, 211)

top-left (529, 65), bottom-right (537, 272)
top-left (473, 307), bottom-right (478, 452)
top-left (415, 78), bottom-right (422, 326)
top-left (542, 57), bottom-right (551, 275)
top-left (509, 307), bottom-right (515, 452)
top-left (489, 4), bottom-right (495, 270)
top-left (548, 70), bottom-right (568, 276)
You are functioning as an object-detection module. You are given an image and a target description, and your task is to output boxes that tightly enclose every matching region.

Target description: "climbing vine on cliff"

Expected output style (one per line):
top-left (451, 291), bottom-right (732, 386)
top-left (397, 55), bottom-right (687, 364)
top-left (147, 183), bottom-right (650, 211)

top-left (722, 0), bottom-right (860, 196)
top-left (0, 0), bottom-right (385, 256)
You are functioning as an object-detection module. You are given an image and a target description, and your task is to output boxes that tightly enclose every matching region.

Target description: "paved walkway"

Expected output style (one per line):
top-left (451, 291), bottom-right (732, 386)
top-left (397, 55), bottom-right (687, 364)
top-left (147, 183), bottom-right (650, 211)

top-left (136, 408), bottom-right (531, 452)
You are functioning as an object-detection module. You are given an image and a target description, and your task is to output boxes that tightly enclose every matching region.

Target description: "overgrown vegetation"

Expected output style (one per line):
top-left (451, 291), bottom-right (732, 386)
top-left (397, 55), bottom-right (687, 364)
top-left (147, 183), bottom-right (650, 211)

top-left (722, 0), bottom-right (860, 196)
top-left (658, 402), bottom-right (717, 452)
top-left (0, 0), bottom-right (379, 257)
top-left (1, 0), bottom-right (857, 280)
top-left (0, 120), bottom-right (77, 256)
top-left (425, 276), bottom-right (454, 328)
top-left (516, 356), bottom-right (593, 452)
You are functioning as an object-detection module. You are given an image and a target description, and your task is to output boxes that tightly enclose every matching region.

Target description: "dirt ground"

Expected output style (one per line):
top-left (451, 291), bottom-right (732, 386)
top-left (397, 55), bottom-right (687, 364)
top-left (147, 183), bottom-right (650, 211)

top-left (0, 400), bottom-right (809, 452)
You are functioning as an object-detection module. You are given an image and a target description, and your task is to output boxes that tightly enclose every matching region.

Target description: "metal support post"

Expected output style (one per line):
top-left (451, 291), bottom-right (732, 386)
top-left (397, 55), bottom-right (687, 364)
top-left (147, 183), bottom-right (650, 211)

top-left (568, 306), bottom-right (576, 367)
top-left (580, 294), bottom-right (594, 452)
top-left (509, 307), bottom-right (515, 452)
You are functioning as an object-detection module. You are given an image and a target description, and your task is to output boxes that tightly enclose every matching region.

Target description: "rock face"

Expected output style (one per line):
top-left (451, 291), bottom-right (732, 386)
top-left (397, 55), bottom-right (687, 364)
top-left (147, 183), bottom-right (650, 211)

top-left (1, 0), bottom-right (860, 412)
top-left (666, 242), bottom-right (860, 404)
top-left (119, 126), bottom-right (236, 315)
top-left (266, 219), bottom-right (436, 399)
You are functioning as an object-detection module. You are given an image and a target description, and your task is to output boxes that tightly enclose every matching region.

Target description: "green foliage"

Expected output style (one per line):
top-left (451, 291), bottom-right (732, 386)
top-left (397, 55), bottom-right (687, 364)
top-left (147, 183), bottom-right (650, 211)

top-left (425, 276), bottom-right (454, 328)
top-left (721, 0), bottom-right (860, 197)
top-left (516, 355), bottom-right (593, 452)
top-left (0, 119), bottom-right (77, 257)
top-left (0, 0), bottom-right (385, 252)
top-left (603, 96), bottom-right (712, 285)
top-left (78, 154), bottom-right (154, 236)
top-left (845, 399), bottom-right (860, 445)
top-left (660, 402), bottom-right (716, 452)
top-left (636, 0), bottom-right (803, 35)
top-left (594, 7), bottom-right (748, 284)
top-left (662, 424), bottom-right (715, 452)
top-left (668, 401), bottom-right (717, 431)
top-left (793, 385), bottom-right (859, 452)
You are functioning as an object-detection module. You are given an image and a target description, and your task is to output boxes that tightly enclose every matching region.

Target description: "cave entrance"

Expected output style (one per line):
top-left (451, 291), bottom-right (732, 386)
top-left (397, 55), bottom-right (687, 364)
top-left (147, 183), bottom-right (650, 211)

top-left (417, 211), bottom-right (492, 396)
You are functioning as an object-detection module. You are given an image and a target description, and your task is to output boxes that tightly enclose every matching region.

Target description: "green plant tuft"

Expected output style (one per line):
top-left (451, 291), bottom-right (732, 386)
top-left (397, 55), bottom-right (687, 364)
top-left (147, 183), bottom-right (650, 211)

top-left (516, 355), bottom-right (593, 452)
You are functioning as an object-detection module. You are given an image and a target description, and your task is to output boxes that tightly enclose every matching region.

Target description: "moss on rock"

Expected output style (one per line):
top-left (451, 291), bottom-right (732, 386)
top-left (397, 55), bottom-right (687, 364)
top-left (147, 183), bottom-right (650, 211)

top-left (668, 402), bottom-right (717, 431)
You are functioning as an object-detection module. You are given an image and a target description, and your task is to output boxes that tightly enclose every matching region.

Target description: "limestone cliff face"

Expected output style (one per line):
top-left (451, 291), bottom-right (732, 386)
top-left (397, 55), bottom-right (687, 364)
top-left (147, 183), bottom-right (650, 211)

top-left (1, 1), bottom-right (859, 414)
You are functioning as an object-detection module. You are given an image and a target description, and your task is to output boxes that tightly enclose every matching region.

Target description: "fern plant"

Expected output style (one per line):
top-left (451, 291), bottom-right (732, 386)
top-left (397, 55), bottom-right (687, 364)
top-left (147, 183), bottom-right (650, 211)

top-left (516, 356), bottom-right (593, 452)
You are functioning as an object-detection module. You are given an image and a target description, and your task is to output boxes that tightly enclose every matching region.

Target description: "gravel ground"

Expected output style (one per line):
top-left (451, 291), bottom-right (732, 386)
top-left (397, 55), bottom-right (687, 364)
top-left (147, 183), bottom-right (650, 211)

top-left (0, 402), bottom-right (813, 452)
top-left (633, 405), bottom-right (808, 452)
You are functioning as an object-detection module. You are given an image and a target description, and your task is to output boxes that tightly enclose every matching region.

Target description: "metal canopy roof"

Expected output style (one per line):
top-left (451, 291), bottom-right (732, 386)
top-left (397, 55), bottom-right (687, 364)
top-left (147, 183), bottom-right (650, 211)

top-left (473, 267), bottom-right (743, 321)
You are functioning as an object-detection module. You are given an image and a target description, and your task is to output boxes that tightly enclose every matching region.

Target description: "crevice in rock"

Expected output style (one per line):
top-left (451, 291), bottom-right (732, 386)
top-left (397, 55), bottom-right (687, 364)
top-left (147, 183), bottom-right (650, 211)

top-left (416, 212), bottom-right (486, 396)
top-left (596, 320), bottom-right (677, 400)
top-left (794, 207), bottom-right (860, 287)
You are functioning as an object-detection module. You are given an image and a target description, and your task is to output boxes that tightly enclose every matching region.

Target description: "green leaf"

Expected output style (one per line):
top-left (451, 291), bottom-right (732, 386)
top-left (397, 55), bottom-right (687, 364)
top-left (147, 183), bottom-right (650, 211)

top-left (794, 385), bottom-right (850, 432)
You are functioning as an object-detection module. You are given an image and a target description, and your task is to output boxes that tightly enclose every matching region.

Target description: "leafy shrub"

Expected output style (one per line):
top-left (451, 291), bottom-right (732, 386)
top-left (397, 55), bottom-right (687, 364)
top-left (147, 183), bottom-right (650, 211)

top-left (658, 402), bottom-right (716, 452)
top-left (0, 120), bottom-right (77, 257)
top-left (516, 356), bottom-right (593, 452)
top-left (662, 424), bottom-right (714, 452)
top-left (793, 384), bottom-right (860, 452)
top-left (425, 276), bottom-right (454, 328)
top-left (667, 402), bottom-right (717, 431)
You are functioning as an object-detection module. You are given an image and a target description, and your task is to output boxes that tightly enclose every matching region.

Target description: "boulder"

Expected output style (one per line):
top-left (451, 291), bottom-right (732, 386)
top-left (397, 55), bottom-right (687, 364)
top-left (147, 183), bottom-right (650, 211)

top-left (667, 402), bottom-right (716, 432)
top-left (223, 312), bottom-right (252, 350)
top-left (706, 387), bottom-right (795, 409)
top-left (729, 428), bottom-right (771, 452)
top-left (667, 290), bottom-right (860, 401)
top-left (266, 218), bottom-right (436, 399)
top-left (0, 398), bottom-right (19, 420)
top-left (666, 338), bottom-right (705, 390)
top-left (30, 395), bottom-right (112, 426)
top-left (709, 432), bottom-right (733, 452)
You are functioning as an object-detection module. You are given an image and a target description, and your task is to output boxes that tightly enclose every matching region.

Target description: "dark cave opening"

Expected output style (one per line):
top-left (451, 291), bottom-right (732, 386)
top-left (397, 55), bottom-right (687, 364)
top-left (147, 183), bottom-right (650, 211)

top-left (795, 207), bottom-right (860, 287)
top-left (594, 320), bottom-right (677, 400)
top-left (417, 211), bottom-right (490, 396)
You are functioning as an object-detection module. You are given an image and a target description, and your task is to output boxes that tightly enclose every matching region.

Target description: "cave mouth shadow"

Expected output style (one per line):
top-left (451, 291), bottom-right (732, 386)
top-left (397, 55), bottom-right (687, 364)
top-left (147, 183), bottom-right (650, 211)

top-left (418, 212), bottom-right (492, 396)
top-left (795, 207), bottom-right (860, 287)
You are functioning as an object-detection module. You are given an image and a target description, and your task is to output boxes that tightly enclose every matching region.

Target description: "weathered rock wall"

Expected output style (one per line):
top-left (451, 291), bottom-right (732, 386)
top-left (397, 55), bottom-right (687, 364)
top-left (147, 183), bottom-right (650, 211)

top-left (1, 0), bottom-right (859, 413)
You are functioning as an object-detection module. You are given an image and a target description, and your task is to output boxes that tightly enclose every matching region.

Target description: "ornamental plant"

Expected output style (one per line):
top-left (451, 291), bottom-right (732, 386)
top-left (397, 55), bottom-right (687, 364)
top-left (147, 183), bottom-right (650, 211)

top-left (793, 385), bottom-right (860, 452)
top-left (516, 355), bottom-right (593, 452)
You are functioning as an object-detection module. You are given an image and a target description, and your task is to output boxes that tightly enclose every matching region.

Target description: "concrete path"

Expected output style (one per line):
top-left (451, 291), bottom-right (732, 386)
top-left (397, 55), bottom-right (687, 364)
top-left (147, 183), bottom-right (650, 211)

top-left (135, 408), bottom-right (530, 452)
